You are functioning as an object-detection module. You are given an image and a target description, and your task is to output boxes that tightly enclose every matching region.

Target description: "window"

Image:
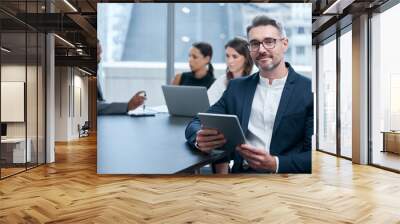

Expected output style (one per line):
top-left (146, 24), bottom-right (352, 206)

top-left (339, 29), bottom-right (352, 158)
top-left (371, 3), bottom-right (400, 171)
top-left (296, 46), bottom-right (305, 55)
top-left (286, 28), bottom-right (292, 37)
top-left (97, 4), bottom-right (168, 106)
top-left (98, 3), bottom-right (312, 106)
top-left (286, 47), bottom-right (292, 56)
top-left (317, 37), bottom-right (337, 154)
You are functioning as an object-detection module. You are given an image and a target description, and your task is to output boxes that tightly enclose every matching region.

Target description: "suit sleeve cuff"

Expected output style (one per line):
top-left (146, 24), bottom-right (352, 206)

top-left (274, 156), bottom-right (279, 173)
top-left (194, 141), bottom-right (200, 150)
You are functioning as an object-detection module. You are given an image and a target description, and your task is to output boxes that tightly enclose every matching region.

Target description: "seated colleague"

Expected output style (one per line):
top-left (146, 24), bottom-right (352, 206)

top-left (172, 42), bottom-right (216, 89)
top-left (97, 85), bottom-right (145, 115)
top-left (208, 37), bottom-right (254, 105)
top-left (207, 37), bottom-right (254, 174)
top-left (185, 15), bottom-right (313, 174)
top-left (97, 40), bottom-right (145, 115)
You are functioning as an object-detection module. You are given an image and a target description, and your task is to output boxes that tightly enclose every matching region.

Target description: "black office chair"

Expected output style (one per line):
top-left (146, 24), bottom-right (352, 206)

top-left (78, 121), bottom-right (90, 138)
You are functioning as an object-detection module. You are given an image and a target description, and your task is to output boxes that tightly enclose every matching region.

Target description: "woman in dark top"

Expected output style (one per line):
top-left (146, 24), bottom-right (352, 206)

top-left (172, 42), bottom-right (215, 89)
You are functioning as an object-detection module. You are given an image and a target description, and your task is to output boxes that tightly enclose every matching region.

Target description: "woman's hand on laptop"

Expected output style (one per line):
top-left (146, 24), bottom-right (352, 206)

top-left (195, 128), bottom-right (226, 153)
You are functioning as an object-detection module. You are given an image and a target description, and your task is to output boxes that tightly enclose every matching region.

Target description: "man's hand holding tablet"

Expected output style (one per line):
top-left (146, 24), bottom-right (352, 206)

top-left (236, 144), bottom-right (277, 172)
top-left (197, 113), bottom-right (246, 153)
top-left (195, 128), bottom-right (226, 153)
top-left (196, 113), bottom-right (278, 173)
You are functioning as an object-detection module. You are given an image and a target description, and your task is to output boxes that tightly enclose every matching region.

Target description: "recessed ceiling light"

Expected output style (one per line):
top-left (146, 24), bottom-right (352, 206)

top-left (54, 34), bottom-right (75, 48)
top-left (182, 7), bottom-right (190, 14)
top-left (181, 36), bottom-right (190, 43)
top-left (63, 0), bottom-right (78, 12)
top-left (78, 67), bottom-right (92, 76)
top-left (322, 0), bottom-right (353, 15)
top-left (1, 47), bottom-right (11, 53)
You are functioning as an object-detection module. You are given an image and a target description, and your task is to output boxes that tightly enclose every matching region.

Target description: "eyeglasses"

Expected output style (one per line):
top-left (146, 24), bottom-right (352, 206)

top-left (248, 38), bottom-right (285, 52)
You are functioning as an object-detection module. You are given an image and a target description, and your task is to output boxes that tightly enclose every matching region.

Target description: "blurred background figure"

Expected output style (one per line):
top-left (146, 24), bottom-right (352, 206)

top-left (97, 40), bottom-right (145, 115)
top-left (208, 37), bottom-right (254, 105)
top-left (172, 42), bottom-right (215, 89)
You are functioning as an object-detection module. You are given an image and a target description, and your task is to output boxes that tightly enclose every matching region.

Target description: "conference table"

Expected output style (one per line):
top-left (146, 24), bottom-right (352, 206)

top-left (97, 113), bottom-right (228, 174)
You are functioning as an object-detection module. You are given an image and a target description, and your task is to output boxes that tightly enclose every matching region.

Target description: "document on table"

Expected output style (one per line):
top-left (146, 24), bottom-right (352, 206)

top-left (127, 107), bottom-right (156, 116)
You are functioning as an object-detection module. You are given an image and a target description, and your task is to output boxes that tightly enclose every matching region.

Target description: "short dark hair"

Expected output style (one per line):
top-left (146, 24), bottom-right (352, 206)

top-left (224, 37), bottom-right (254, 80)
top-left (246, 15), bottom-right (286, 37)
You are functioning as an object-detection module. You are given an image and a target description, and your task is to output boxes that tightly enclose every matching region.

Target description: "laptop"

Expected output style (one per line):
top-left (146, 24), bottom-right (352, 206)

top-left (161, 85), bottom-right (210, 117)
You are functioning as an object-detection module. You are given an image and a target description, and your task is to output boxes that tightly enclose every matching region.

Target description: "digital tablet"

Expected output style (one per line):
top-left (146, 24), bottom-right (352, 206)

top-left (197, 113), bottom-right (246, 150)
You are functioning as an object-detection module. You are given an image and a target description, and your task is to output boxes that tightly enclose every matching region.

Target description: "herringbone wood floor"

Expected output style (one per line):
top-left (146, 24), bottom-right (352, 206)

top-left (1, 134), bottom-right (400, 223)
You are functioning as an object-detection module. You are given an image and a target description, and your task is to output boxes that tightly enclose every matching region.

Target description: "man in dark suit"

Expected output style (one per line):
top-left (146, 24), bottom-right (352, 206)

top-left (185, 15), bottom-right (313, 174)
top-left (97, 84), bottom-right (145, 115)
top-left (97, 40), bottom-right (145, 115)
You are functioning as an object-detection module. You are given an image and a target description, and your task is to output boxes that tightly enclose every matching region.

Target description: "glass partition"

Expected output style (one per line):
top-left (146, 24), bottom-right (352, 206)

top-left (27, 30), bottom-right (38, 169)
top-left (1, 30), bottom-right (28, 177)
top-left (38, 32), bottom-right (45, 165)
top-left (0, 1), bottom-right (46, 179)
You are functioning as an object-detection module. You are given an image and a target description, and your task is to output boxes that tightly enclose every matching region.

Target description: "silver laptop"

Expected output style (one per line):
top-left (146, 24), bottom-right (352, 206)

top-left (162, 85), bottom-right (210, 117)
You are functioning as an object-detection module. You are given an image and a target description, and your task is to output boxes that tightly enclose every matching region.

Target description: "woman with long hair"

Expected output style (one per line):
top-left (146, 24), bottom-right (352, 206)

top-left (207, 37), bottom-right (254, 105)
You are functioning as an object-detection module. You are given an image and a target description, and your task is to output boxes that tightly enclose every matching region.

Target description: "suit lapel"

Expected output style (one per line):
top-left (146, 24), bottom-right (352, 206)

top-left (272, 66), bottom-right (298, 135)
top-left (241, 73), bottom-right (259, 134)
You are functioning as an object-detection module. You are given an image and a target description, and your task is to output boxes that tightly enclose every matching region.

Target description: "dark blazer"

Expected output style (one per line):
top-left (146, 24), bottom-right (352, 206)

top-left (97, 79), bottom-right (128, 115)
top-left (185, 63), bottom-right (313, 173)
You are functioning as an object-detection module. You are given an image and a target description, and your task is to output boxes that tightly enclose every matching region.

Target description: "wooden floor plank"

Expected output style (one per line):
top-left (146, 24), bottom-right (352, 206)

top-left (0, 134), bottom-right (400, 223)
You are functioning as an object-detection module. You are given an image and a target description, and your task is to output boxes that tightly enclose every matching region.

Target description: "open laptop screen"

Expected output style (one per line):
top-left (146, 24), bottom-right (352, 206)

top-left (162, 85), bottom-right (210, 117)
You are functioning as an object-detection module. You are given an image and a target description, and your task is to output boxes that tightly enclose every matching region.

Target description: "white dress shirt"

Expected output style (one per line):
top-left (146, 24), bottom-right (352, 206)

top-left (246, 74), bottom-right (287, 173)
top-left (207, 75), bottom-right (228, 105)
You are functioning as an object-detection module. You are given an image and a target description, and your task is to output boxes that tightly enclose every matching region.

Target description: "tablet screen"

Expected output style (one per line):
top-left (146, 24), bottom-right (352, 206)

top-left (198, 113), bottom-right (246, 150)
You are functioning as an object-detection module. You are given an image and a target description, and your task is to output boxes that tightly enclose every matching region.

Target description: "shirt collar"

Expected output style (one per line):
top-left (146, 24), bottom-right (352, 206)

top-left (258, 73), bottom-right (288, 88)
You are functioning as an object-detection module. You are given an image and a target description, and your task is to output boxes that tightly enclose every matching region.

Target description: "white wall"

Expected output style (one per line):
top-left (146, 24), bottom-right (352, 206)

top-left (72, 73), bottom-right (89, 138)
top-left (1, 65), bottom-right (40, 138)
top-left (1, 66), bottom-right (26, 134)
top-left (55, 67), bottom-right (89, 141)
top-left (1, 65), bottom-right (26, 143)
top-left (1, 64), bottom-right (46, 164)
top-left (55, 67), bottom-right (69, 141)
